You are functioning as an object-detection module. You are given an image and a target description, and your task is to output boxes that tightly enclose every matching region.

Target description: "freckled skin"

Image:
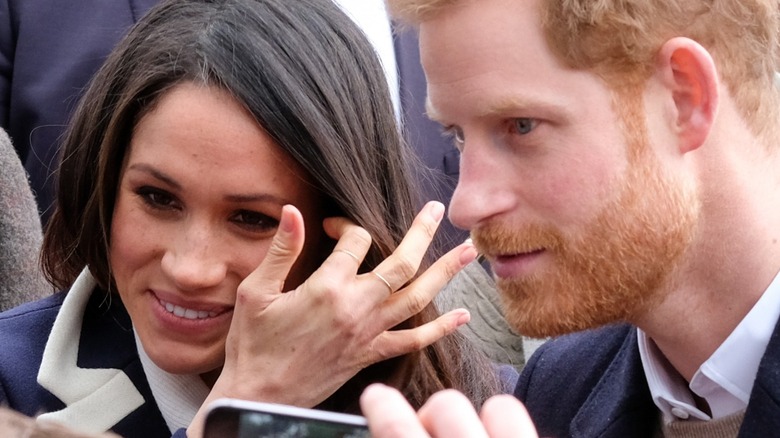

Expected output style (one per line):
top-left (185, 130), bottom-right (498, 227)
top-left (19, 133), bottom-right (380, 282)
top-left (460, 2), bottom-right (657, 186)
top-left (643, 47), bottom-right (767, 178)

top-left (110, 83), bottom-right (327, 378)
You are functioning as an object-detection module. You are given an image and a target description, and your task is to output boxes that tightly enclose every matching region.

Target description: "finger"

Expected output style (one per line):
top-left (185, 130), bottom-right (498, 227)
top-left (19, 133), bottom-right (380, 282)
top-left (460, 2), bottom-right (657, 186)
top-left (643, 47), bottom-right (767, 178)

top-left (322, 216), bottom-right (373, 268)
top-left (380, 242), bottom-right (478, 328)
top-left (239, 205), bottom-right (305, 295)
top-left (418, 390), bottom-right (490, 438)
top-left (370, 201), bottom-right (446, 293)
top-left (480, 395), bottom-right (539, 438)
top-left (364, 309), bottom-right (470, 363)
top-left (360, 384), bottom-right (430, 438)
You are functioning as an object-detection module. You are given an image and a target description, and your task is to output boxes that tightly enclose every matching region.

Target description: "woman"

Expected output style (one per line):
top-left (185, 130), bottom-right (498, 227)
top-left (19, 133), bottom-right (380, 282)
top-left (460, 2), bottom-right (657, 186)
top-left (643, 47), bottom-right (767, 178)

top-left (0, 0), bottom-right (509, 436)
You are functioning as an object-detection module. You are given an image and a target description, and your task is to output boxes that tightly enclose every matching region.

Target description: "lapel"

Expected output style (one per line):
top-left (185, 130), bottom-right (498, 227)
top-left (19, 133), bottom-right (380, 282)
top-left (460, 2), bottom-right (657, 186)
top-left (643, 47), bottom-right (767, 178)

top-left (740, 315), bottom-right (780, 436)
top-left (570, 328), bottom-right (658, 438)
top-left (36, 269), bottom-right (145, 434)
top-left (566, 314), bottom-right (780, 437)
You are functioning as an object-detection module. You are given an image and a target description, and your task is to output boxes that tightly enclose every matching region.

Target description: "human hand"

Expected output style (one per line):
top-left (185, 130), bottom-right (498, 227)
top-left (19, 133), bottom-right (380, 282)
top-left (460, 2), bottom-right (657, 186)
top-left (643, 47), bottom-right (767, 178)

top-left (0, 408), bottom-right (120, 438)
top-left (360, 384), bottom-right (538, 438)
top-left (188, 201), bottom-right (476, 437)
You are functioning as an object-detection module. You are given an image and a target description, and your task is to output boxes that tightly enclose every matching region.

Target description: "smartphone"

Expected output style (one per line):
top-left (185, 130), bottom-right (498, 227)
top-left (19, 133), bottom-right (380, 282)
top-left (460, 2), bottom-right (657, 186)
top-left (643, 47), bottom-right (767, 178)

top-left (203, 398), bottom-right (371, 438)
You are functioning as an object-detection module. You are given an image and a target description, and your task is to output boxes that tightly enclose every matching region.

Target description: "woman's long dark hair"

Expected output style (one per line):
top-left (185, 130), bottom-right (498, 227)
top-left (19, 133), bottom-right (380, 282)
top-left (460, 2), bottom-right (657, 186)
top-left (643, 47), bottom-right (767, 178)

top-left (42, 0), bottom-right (500, 412)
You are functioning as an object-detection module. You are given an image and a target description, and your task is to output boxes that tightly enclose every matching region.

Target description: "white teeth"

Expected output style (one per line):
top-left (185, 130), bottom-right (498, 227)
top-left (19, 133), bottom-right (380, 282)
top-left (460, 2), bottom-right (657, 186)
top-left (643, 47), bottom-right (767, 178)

top-left (161, 300), bottom-right (218, 319)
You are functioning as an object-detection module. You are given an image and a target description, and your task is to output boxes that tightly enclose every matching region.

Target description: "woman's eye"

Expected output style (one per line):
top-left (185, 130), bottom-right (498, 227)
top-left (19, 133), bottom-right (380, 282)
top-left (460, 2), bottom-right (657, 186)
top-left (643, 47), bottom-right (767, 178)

top-left (442, 125), bottom-right (465, 150)
top-left (512, 118), bottom-right (538, 135)
top-left (231, 210), bottom-right (279, 232)
top-left (137, 187), bottom-right (178, 210)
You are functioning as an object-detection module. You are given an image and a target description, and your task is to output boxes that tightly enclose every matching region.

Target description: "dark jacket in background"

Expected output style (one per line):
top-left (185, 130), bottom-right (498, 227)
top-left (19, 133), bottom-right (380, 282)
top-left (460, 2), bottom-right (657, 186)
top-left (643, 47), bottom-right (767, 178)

top-left (0, 0), bottom-right (160, 222)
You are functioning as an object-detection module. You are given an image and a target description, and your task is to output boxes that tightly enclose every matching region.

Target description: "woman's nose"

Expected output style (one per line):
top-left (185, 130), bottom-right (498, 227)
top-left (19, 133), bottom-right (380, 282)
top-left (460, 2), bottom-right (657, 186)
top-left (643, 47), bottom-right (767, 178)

top-left (160, 224), bottom-right (228, 291)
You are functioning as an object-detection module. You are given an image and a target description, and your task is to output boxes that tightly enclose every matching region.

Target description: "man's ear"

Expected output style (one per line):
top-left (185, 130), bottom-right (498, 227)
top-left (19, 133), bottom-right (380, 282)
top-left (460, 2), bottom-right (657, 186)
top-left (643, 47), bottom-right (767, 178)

top-left (656, 37), bottom-right (719, 153)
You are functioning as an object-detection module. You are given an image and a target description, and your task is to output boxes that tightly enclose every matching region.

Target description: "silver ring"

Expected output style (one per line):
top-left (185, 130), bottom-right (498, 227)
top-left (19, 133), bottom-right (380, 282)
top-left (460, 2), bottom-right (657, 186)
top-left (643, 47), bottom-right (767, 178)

top-left (371, 271), bottom-right (393, 293)
top-left (334, 248), bottom-right (360, 263)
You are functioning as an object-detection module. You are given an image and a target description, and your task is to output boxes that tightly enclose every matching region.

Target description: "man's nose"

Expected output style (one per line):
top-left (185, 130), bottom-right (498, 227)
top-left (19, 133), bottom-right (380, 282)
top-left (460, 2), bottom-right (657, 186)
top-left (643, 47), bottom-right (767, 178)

top-left (448, 140), bottom-right (517, 230)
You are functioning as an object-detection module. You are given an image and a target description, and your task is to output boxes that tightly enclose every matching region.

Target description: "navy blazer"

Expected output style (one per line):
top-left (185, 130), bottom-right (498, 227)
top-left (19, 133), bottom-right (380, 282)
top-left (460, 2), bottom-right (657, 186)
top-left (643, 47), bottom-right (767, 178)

top-left (0, 0), bottom-right (468, 251)
top-left (515, 323), bottom-right (780, 437)
top-left (0, 288), bottom-right (185, 437)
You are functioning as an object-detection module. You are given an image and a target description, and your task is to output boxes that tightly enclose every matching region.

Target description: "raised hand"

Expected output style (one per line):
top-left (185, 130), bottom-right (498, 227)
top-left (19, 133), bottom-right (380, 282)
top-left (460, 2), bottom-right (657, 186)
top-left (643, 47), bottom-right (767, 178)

top-left (188, 201), bottom-right (476, 437)
top-left (360, 384), bottom-right (539, 438)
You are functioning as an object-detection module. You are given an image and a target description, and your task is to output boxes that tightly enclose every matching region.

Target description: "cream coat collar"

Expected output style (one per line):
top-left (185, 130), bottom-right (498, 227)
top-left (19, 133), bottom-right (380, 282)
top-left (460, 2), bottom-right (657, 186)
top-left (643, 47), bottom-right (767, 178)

top-left (36, 269), bottom-right (144, 433)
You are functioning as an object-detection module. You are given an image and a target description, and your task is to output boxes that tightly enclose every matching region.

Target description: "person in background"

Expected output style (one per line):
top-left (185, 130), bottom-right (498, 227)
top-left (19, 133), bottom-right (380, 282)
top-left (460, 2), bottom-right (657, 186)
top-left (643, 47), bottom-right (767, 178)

top-left (0, 0), bottom-right (514, 437)
top-left (360, 0), bottom-right (780, 436)
top-left (0, 127), bottom-right (50, 311)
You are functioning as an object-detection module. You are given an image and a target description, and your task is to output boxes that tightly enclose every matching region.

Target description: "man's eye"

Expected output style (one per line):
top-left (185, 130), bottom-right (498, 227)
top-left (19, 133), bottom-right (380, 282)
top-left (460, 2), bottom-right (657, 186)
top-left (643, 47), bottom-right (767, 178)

top-left (512, 118), bottom-right (538, 135)
top-left (442, 125), bottom-right (465, 150)
top-left (231, 210), bottom-right (279, 232)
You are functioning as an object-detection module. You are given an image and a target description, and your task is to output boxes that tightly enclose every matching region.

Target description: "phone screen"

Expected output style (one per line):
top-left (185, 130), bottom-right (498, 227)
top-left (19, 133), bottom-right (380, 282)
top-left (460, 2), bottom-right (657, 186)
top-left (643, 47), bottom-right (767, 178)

top-left (204, 400), bottom-right (371, 438)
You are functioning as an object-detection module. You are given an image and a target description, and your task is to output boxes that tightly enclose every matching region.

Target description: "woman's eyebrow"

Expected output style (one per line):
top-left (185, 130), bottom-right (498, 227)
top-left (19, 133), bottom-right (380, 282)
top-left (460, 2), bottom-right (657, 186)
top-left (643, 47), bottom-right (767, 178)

top-left (127, 163), bottom-right (181, 190)
top-left (223, 193), bottom-right (289, 204)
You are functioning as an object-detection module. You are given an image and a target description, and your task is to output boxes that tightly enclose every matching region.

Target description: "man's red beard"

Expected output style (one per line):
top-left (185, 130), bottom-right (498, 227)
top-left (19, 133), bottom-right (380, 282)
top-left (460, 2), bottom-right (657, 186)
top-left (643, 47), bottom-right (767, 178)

top-left (471, 147), bottom-right (699, 339)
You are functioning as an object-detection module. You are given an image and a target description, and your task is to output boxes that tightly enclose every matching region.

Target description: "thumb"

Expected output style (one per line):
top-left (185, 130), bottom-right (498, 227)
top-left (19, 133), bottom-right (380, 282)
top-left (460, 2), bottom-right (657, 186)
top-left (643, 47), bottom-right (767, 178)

top-left (239, 204), bottom-right (306, 296)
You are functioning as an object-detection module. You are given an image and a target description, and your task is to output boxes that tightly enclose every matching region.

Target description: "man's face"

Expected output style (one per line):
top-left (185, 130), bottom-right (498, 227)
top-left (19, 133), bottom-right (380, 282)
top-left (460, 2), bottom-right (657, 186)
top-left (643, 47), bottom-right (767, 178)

top-left (420, 0), bottom-right (699, 337)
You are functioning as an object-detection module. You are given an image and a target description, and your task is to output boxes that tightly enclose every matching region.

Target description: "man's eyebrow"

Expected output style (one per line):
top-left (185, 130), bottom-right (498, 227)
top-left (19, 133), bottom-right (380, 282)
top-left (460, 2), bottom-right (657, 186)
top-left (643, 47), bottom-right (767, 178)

top-left (425, 95), bottom-right (567, 124)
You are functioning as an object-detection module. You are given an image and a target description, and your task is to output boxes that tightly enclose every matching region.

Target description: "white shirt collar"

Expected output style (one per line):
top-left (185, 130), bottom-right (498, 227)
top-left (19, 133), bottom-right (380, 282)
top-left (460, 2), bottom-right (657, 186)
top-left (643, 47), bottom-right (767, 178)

top-left (638, 269), bottom-right (780, 422)
top-left (135, 332), bottom-right (211, 433)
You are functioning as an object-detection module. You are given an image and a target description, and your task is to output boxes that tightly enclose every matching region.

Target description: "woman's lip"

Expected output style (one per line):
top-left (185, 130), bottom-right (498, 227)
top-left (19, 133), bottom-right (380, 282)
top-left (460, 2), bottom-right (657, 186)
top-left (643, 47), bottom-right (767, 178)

top-left (489, 249), bottom-right (545, 279)
top-left (149, 290), bottom-right (233, 334)
top-left (149, 290), bottom-right (233, 319)
top-left (158, 299), bottom-right (221, 319)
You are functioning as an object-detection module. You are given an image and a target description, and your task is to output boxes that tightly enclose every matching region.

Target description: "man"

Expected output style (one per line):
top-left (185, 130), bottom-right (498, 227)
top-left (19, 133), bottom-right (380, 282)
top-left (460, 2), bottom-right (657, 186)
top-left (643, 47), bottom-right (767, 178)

top-left (361, 0), bottom-right (780, 436)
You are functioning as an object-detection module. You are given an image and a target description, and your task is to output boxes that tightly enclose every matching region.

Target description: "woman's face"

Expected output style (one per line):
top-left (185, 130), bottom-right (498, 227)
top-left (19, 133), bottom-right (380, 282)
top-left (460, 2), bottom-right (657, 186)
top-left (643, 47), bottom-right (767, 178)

top-left (110, 82), bottom-right (327, 377)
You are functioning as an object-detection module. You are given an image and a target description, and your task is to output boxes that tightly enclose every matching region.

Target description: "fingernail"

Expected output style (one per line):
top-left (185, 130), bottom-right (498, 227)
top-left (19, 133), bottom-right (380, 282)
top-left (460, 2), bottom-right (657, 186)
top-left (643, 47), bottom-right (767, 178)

top-left (459, 245), bottom-right (478, 266)
top-left (280, 205), bottom-right (295, 232)
top-left (455, 309), bottom-right (471, 326)
top-left (365, 383), bottom-right (389, 393)
top-left (362, 383), bottom-right (390, 400)
top-left (429, 201), bottom-right (445, 222)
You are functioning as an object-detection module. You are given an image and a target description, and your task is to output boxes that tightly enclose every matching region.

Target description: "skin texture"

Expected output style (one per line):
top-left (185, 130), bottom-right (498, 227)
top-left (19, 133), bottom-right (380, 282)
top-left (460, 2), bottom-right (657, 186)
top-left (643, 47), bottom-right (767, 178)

top-left (110, 83), bottom-right (328, 380)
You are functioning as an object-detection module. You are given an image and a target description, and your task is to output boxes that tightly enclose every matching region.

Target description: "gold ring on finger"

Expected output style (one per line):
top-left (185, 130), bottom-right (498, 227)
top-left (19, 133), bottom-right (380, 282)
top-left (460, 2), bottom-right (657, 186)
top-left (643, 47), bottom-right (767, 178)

top-left (371, 271), bottom-right (393, 293)
top-left (334, 248), bottom-right (361, 263)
